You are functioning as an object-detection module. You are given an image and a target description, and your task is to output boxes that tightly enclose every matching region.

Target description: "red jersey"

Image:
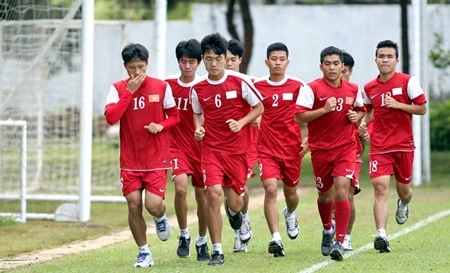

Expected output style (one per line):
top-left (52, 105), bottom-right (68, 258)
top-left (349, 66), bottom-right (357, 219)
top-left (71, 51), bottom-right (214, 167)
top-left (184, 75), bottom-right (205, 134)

top-left (104, 76), bottom-right (178, 171)
top-left (363, 73), bottom-right (427, 153)
top-left (165, 74), bottom-right (202, 160)
top-left (254, 75), bottom-right (308, 159)
top-left (191, 70), bottom-right (263, 154)
top-left (296, 78), bottom-right (366, 151)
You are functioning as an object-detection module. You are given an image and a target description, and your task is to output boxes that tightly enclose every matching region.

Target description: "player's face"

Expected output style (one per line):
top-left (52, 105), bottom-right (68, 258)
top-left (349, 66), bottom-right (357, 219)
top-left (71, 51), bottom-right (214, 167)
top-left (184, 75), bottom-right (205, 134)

top-left (341, 65), bottom-right (352, 82)
top-left (226, 50), bottom-right (242, 72)
top-left (203, 50), bottom-right (226, 80)
top-left (265, 50), bottom-right (289, 77)
top-left (124, 58), bottom-right (147, 78)
top-left (375, 47), bottom-right (398, 75)
top-left (178, 56), bottom-right (199, 78)
top-left (320, 54), bottom-right (343, 82)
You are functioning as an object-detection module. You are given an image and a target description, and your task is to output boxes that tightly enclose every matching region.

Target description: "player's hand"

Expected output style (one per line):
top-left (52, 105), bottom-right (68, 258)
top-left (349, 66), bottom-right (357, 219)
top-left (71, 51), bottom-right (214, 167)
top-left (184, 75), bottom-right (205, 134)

top-left (226, 119), bottom-right (243, 133)
top-left (299, 137), bottom-right (310, 157)
top-left (324, 97), bottom-right (337, 112)
top-left (194, 126), bottom-right (205, 141)
top-left (346, 110), bottom-right (358, 123)
top-left (384, 96), bottom-right (400, 109)
top-left (144, 123), bottom-right (163, 134)
top-left (127, 74), bottom-right (146, 93)
top-left (358, 123), bottom-right (370, 141)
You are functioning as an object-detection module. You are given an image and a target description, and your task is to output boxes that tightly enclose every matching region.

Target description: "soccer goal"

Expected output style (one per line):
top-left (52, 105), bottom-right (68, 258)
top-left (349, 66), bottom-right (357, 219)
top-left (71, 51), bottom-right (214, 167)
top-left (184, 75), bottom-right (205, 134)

top-left (0, 1), bottom-right (124, 223)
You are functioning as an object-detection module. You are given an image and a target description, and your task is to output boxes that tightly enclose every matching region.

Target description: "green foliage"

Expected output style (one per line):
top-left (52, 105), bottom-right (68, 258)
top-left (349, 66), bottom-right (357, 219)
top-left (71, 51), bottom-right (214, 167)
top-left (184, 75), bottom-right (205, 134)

top-left (0, 216), bottom-right (17, 227)
top-left (429, 33), bottom-right (450, 70)
top-left (429, 100), bottom-right (450, 151)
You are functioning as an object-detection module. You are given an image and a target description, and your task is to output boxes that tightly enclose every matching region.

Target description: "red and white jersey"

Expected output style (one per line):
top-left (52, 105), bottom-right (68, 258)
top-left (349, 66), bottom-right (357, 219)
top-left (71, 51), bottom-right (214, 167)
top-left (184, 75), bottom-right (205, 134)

top-left (296, 78), bottom-right (365, 151)
top-left (165, 74), bottom-right (203, 159)
top-left (363, 73), bottom-right (427, 153)
top-left (191, 70), bottom-right (263, 154)
top-left (104, 76), bottom-right (176, 171)
top-left (254, 75), bottom-right (309, 159)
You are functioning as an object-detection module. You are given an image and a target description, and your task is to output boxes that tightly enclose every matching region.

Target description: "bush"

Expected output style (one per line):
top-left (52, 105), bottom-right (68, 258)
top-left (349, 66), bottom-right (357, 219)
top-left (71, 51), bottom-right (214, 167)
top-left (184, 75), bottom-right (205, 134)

top-left (430, 100), bottom-right (450, 151)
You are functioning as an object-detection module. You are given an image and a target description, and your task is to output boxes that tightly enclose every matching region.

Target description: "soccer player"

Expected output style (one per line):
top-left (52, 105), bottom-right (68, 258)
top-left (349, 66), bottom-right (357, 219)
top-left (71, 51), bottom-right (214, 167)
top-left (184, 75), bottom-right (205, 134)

top-left (295, 46), bottom-right (366, 261)
top-left (165, 39), bottom-right (210, 261)
top-left (191, 33), bottom-right (264, 266)
top-left (225, 38), bottom-right (255, 253)
top-left (360, 40), bottom-right (427, 253)
top-left (104, 43), bottom-right (179, 268)
top-left (340, 51), bottom-right (361, 251)
top-left (254, 42), bottom-right (309, 257)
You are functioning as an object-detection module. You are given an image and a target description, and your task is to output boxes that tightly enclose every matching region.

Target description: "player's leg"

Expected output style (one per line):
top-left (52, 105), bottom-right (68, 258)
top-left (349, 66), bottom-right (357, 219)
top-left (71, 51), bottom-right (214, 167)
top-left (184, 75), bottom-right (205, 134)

top-left (393, 151), bottom-right (414, 225)
top-left (281, 157), bottom-right (301, 240)
top-left (173, 173), bottom-right (191, 257)
top-left (343, 186), bottom-right (355, 251)
top-left (194, 185), bottom-right (210, 260)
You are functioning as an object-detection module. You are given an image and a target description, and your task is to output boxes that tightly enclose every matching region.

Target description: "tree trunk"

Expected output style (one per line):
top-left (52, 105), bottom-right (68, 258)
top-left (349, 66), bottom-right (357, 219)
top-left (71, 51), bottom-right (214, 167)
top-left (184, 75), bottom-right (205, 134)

top-left (400, 0), bottom-right (410, 74)
top-left (225, 0), bottom-right (254, 74)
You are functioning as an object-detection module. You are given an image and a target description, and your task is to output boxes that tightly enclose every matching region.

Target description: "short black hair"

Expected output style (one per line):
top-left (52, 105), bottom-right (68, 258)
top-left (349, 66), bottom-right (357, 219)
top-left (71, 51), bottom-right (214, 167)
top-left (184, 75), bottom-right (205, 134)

top-left (342, 51), bottom-right (355, 69)
top-left (320, 46), bottom-right (343, 64)
top-left (228, 39), bottom-right (244, 57)
top-left (266, 42), bottom-right (289, 59)
top-left (175, 39), bottom-right (202, 63)
top-left (121, 43), bottom-right (149, 65)
top-left (200, 33), bottom-right (228, 56)
top-left (376, 40), bottom-right (399, 59)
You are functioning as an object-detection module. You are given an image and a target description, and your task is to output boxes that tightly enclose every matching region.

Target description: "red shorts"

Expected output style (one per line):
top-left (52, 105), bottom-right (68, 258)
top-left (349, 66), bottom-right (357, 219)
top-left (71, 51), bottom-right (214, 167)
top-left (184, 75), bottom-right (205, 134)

top-left (171, 151), bottom-right (203, 188)
top-left (311, 143), bottom-right (356, 193)
top-left (258, 153), bottom-right (302, 187)
top-left (369, 152), bottom-right (414, 184)
top-left (120, 170), bottom-right (168, 198)
top-left (202, 151), bottom-right (248, 196)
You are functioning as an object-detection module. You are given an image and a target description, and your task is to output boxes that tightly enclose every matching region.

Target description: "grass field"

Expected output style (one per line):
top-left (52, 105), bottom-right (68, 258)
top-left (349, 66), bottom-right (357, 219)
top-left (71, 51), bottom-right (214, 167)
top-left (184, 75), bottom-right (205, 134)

top-left (1, 152), bottom-right (450, 272)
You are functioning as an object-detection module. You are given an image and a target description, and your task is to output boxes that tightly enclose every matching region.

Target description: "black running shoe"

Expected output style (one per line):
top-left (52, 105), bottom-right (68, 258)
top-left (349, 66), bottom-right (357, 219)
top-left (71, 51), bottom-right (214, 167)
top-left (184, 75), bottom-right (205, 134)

top-left (196, 242), bottom-right (211, 261)
top-left (268, 240), bottom-right (285, 257)
top-left (207, 251), bottom-right (224, 266)
top-left (224, 198), bottom-right (243, 230)
top-left (330, 242), bottom-right (344, 261)
top-left (176, 236), bottom-right (190, 258)
top-left (374, 236), bottom-right (391, 253)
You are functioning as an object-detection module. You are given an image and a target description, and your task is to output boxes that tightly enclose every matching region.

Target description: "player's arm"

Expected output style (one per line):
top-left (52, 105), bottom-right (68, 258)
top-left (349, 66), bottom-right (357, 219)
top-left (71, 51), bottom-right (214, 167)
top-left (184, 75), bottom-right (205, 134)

top-left (294, 84), bottom-right (334, 123)
top-left (191, 88), bottom-right (205, 140)
top-left (145, 84), bottom-right (180, 134)
top-left (227, 81), bottom-right (264, 133)
top-left (104, 84), bottom-right (133, 125)
top-left (347, 89), bottom-right (367, 123)
top-left (384, 97), bottom-right (426, 115)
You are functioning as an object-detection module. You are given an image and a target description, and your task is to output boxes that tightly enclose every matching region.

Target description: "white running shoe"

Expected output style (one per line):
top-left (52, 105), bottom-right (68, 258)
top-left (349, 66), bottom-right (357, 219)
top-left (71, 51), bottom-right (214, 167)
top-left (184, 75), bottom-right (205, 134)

top-left (342, 236), bottom-right (353, 251)
top-left (154, 215), bottom-right (171, 241)
top-left (239, 217), bottom-right (253, 244)
top-left (284, 207), bottom-right (299, 239)
top-left (395, 197), bottom-right (409, 225)
top-left (233, 235), bottom-right (247, 252)
top-left (134, 252), bottom-right (154, 267)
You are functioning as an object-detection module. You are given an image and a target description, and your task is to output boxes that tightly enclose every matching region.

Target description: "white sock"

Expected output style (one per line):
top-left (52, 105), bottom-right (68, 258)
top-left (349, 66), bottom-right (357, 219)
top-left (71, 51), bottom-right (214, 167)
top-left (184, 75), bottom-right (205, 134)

top-left (285, 208), bottom-right (295, 217)
top-left (139, 244), bottom-right (150, 254)
top-left (180, 228), bottom-right (190, 238)
top-left (228, 208), bottom-right (237, 216)
top-left (324, 227), bottom-right (333, 234)
top-left (377, 229), bottom-right (386, 237)
top-left (234, 229), bottom-right (240, 237)
top-left (242, 213), bottom-right (249, 222)
top-left (196, 235), bottom-right (207, 246)
top-left (398, 199), bottom-right (408, 210)
top-left (272, 232), bottom-right (282, 241)
top-left (345, 234), bottom-right (351, 241)
top-left (212, 243), bottom-right (223, 254)
top-left (154, 214), bottom-right (166, 222)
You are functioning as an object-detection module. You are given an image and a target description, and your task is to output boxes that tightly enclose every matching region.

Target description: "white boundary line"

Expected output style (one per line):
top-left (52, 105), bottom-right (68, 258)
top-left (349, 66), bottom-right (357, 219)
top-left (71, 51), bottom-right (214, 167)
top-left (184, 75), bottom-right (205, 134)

top-left (300, 209), bottom-right (450, 273)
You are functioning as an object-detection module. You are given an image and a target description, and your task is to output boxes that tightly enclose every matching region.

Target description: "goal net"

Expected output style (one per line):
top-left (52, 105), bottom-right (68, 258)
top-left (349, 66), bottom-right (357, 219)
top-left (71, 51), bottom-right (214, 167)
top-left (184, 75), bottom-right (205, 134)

top-left (0, 0), bottom-right (121, 222)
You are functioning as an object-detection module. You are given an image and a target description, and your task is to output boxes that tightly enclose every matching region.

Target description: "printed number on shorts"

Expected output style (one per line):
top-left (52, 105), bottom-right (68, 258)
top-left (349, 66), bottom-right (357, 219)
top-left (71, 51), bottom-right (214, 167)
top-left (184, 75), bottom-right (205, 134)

top-left (258, 163), bottom-right (263, 176)
top-left (172, 158), bottom-right (179, 170)
top-left (315, 176), bottom-right (324, 189)
top-left (369, 160), bottom-right (378, 173)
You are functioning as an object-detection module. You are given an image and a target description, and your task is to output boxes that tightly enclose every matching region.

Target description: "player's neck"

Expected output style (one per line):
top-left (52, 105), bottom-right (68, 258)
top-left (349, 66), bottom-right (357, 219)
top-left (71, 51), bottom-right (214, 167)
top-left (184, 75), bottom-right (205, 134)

top-left (179, 74), bottom-right (195, 84)
top-left (269, 74), bottom-right (285, 82)
top-left (324, 77), bottom-right (341, 87)
top-left (208, 71), bottom-right (225, 81)
top-left (378, 71), bottom-right (396, 82)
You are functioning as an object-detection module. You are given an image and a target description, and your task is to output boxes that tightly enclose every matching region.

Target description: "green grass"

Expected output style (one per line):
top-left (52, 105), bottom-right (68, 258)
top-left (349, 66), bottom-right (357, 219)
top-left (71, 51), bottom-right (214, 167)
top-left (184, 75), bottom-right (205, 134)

top-left (1, 151), bottom-right (450, 272)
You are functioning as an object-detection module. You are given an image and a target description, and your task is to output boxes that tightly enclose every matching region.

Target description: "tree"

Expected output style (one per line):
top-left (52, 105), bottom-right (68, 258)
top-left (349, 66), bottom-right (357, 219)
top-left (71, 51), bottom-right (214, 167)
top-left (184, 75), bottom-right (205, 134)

top-left (226, 0), bottom-right (254, 74)
top-left (400, 0), bottom-right (410, 74)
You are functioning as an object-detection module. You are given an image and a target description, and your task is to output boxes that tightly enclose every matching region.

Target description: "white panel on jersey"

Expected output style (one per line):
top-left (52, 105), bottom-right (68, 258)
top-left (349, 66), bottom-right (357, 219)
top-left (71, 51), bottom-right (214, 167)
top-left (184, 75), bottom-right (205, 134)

top-left (282, 93), bottom-right (293, 100)
top-left (392, 87), bottom-right (402, 96)
top-left (226, 90), bottom-right (237, 99)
